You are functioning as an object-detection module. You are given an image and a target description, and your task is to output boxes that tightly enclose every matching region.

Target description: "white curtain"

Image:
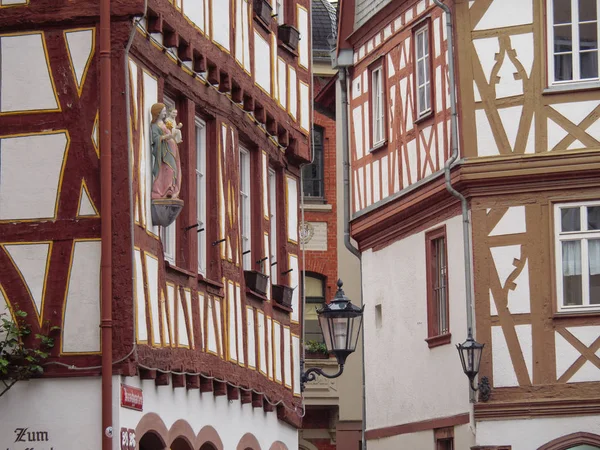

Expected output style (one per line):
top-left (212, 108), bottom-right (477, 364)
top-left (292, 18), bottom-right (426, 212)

top-left (589, 239), bottom-right (600, 275)
top-left (562, 240), bottom-right (581, 276)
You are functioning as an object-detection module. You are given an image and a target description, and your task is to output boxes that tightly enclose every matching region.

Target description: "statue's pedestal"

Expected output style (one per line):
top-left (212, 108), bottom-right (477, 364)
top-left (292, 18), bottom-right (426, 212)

top-left (151, 198), bottom-right (184, 227)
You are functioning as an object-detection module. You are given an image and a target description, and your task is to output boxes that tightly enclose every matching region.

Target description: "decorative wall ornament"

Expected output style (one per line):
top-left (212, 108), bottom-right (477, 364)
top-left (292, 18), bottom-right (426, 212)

top-left (299, 222), bottom-right (313, 244)
top-left (150, 102), bottom-right (184, 227)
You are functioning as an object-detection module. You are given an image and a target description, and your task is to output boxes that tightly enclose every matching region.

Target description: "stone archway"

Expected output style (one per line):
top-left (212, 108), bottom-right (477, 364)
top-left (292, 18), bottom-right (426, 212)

top-left (138, 431), bottom-right (166, 450)
top-left (538, 432), bottom-right (600, 450)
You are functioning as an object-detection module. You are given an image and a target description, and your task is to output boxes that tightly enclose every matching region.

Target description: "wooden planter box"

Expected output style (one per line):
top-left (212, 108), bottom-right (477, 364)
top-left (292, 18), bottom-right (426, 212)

top-left (278, 24), bottom-right (300, 51)
top-left (244, 270), bottom-right (269, 296)
top-left (253, 0), bottom-right (273, 26)
top-left (272, 284), bottom-right (294, 308)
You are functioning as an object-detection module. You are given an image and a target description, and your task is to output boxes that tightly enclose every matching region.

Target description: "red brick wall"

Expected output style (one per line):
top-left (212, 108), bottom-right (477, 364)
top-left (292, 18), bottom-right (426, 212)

top-left (304, 107), bottom-right (339, 300)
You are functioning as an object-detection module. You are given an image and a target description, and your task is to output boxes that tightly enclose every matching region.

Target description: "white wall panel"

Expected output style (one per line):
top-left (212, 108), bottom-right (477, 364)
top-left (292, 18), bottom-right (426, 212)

top-left (65, 29), bottom-right (94, 95)
top-left (297, 6), bottom-right (309, 68)
top-left (257, 310), bottom-right (267, 374)
top-left (286, 176), bottom-right (298, 242)
top-left (254, 32), bottom-right (271, 94)
top-left (246, 307), bottom-right (256, 369)
top-left (299, 82), bottom-right (310, 132)
top-left (135, 250), bottom-right (147, 343)
top-left (4, 243), bottom-right (50, 321)
top-left (235, 284), bottom-right (244, 365)
top-left (278, 58), bottom-right (287, 109)
top-left (184, 0), bottom-right (205, 32)
top-left (289, 254), bottom-right (299, 322)
top-left (62, 240), bottom-right (101, 353)
top-left (145, 253), bottom-right (161, 346)
top-left (273, 321), bottom-right (282, 383)
top-left (283, 326), bottom-right (291, 388)
top-left (228, 281), bottom-right (237, 361)
top-left (0, 132), bottom-right (67, 220)
top-left (292, 335), bottom-right (300, 395)
top-left (0, 33), bottom-right (58, 112)
top-left (288, 66), bottom-right (297, 119)
top-left (212, 0), bottom-right (230, 51)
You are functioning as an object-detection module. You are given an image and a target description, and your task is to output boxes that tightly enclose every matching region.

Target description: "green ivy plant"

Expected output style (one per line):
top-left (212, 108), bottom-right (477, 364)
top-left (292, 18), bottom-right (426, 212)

top-left (0, 310), bottom-right (58, 398)
top-left (305, 340), bottom-right (329, 355)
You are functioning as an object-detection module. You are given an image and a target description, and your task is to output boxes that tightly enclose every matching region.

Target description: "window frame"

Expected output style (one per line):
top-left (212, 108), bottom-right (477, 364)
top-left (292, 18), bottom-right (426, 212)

top-left (413, 21), bottom-right (433, 120)
top-left (425, 226), bottom-right (451, 348)
top-left (268, 167), bottom-right (278, 285)
top-left (304, 272), bottom-right (326, 345)
top-left (161, 96), bottom-right (178, 264)
top-left (239, 146), bottom-right (252, 270)
top-left (435, 427), bottom-right (454, 450)
top-left (554, 200), bottom-right (600, 312)
top-left (301, 125), bottom-right (325, 200)
top-left (546, 0), bottom-right (600, 86)
top-left (195, 117), bottom-right (207, 276)
top-left (368, 57), bottom-right (387, 151)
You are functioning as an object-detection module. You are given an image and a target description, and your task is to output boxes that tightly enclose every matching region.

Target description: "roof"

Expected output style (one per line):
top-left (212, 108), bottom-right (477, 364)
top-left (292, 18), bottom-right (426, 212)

top-left (354, 0), bottom-right (392, 29)
top-left (312, 0), bottom-right (338, 59)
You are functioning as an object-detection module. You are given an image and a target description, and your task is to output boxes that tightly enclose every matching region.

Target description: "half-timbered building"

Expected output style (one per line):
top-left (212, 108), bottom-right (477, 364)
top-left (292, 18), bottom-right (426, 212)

top-left (0, 0), bottom-right (312, 448)
top-left (338, 0), bottom-right (600, 448)
top-left (299, 2), bottom-right (364, 449)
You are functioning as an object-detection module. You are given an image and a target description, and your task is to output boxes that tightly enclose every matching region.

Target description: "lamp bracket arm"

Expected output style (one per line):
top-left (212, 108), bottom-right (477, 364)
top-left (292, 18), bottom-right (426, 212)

top-left (301, 364), bottom-right (345, 384)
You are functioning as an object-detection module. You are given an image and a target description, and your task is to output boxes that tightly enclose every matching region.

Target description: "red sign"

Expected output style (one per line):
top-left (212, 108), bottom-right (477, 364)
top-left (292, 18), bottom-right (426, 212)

top-left (121, 384), bottom-right (143, 411)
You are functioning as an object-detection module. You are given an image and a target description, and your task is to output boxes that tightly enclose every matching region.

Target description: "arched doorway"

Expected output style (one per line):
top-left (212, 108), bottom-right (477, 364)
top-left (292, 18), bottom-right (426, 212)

top-left (139, 431), bottom-right (166, 450)
top-left (170, 437), bottom-right (194, 450)
top-left (200, 444), bottom-right (218, 450)
top-left (538, 432), bottom-right (600, 450)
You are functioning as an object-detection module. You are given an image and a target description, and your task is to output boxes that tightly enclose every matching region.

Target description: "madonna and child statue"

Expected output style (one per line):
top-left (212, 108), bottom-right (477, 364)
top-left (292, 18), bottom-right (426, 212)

top-left (150, 102), bottom-right (184, 227)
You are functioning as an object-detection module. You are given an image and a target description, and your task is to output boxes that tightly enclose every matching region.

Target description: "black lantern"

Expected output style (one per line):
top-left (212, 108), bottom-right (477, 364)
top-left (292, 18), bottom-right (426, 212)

top-left (456, 330), bottom-right (491, 401)
top-left (301, 279), bottom-right (364, 390)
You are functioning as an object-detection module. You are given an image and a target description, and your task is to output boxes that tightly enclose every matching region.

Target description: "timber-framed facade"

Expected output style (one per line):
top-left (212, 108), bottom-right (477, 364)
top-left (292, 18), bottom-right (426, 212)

top-left (338, 0), bottom-right (600, 448)
top-left (0, 0), bottom-right (312, 448)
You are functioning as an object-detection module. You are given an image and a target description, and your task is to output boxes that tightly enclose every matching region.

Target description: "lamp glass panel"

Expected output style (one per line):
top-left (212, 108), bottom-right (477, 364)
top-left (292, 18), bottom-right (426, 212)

top-left (319, 315), bottom-right (334, 352)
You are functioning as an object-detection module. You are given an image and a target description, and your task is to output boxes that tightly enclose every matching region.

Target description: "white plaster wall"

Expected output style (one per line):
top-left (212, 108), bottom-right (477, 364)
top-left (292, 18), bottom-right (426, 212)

top-left (299, 82), bottom-right (310, 132)
top-left (367, 424), bottom-right (474, 450)
top-left (184, 0), bottom-right (205, 32)
top-left (0, 33), bottom-right (58, 113)
top-left (288, 66), bottom-right (297, 119)
top-left (278, 58), bottom-right (287, 109)
top-left (0, 132), bottom-right (67, 220)
top-left (65, 29), bottom-right (94, 92)
top-left (211, 0), bottom-right (230, 51)
top-left (288, 254), bottom-right (299, 322)
top-left (297, 6), bottom-right (309, 69)
top-left (477, 415), bottom-right (600, 450)
top-left (0, 378), bottom-right (101, 450)
top-left (254, 32), bottom-right (271, 94)
top-left (362, 215), bottom-right (471, 430)
top-left (118, 375), bottom-right (298, 449)
top-left (62, 240), bottom-right (101, 353)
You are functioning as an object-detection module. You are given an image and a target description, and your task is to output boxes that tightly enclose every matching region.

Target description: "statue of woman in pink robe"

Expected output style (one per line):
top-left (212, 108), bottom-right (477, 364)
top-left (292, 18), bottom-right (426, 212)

top-left (150, 103), bottom-right (182, 199)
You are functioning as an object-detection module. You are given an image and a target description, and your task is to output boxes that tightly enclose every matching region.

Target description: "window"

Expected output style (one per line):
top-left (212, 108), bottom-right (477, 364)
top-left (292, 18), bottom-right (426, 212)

top-left (304, 273), bottom-right (325, 343)
top-left (161, 96), bottom-right (177, 264)
top-left (548, 0), bottom-right (599, 84)
top-left (435, 428), bottom-right (454, 450)
top-left (370, 63), bottom-right (385, 148)
top-left (415, 24), bottom-right (432, 118)
top-left (275, 0), bottom-right (284, 25)
top-left (301, 126), bottom-right (324, 199)
top-left (425, 227), bottom-right (450, 347)
top-left (239, 147), bottom-right (252, 270)
top-left (554, 201), bottom-right (600, 311)
top-left (196, 118), bottom-right (207, 276)
top-left (269, 168), bottom-right (278, 284)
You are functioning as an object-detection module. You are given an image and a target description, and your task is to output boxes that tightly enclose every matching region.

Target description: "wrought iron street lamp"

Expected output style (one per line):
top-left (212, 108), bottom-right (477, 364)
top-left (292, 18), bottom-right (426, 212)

top-left (301, 279), bottom-right (364, 391)
top-left (456, 330), bottom-right (491, 401)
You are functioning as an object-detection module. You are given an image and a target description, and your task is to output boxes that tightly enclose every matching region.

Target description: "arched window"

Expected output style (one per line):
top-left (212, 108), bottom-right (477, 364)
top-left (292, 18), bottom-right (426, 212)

top-left (538, 432), bottom-right (600, 450)
top-left (304, 272), bottom-right (326, 343)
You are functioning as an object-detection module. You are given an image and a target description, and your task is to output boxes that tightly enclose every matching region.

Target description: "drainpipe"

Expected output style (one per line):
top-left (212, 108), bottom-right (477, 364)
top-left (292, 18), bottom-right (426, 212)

top-left (99, 0), bottom-right (113, 448)
top-left (339, 69), bottom-right (360, 261)
top-left (432, 0), bottom-right (476, 400)
top-left (338, 67), bottom-right (366, 450)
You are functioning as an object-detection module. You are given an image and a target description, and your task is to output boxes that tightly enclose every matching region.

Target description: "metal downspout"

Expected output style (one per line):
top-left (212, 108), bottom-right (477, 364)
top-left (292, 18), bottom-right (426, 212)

top-left (339, 67), bottom-right (366, 450)
top-left (432, 0), bottom-right (476, 401)
top-left (99, 0), bottom-right (113, 447)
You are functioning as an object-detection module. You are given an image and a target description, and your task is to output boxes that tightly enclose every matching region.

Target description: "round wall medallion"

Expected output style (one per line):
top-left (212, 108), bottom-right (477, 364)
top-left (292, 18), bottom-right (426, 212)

top-left (299, 222), bottom-right (314, 244)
